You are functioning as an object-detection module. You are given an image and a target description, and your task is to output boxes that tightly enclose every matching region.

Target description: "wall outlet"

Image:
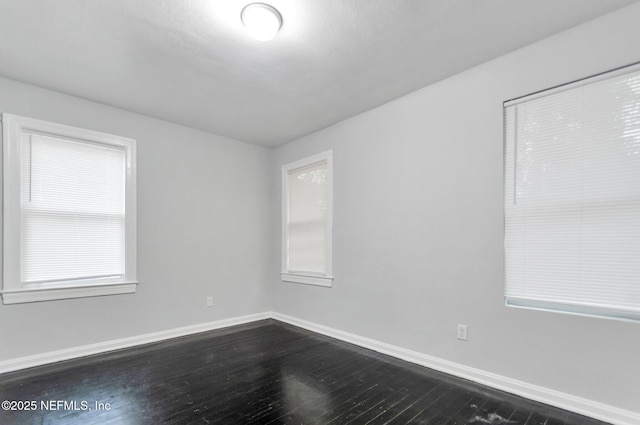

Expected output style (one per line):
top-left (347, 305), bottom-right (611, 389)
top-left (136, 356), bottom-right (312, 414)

top-left (457, 324), bottom-right (468, 341)
top-left (206, 296), bottom-right (213, 307)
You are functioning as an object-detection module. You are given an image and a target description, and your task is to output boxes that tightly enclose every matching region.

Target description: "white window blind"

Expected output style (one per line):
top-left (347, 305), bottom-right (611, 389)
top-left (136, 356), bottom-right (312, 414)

top-left (287, 161), bottom-right (328, 274)
top-left (504, 64), bottom-right (640, 321)
top-left (21, 134), bottom-right (126, 285)
top-left (282, 150), bottom-right (333, 287)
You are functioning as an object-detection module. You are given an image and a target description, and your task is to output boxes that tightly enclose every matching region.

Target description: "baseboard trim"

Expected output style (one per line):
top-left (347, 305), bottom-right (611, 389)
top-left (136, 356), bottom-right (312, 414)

top-left (0, 312), bottom-right (270, 375)
top-left (271, 312), bottom-right (639, 425)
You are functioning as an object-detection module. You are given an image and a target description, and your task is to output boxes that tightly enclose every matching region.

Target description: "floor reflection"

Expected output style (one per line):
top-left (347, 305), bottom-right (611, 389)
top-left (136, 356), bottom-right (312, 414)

top-left (281, 366), bottom-right (331, 423)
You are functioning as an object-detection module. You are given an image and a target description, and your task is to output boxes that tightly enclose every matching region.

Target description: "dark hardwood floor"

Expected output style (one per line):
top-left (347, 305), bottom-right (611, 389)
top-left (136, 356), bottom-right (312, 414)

top-left (0, 320), bottom-right (610, 424)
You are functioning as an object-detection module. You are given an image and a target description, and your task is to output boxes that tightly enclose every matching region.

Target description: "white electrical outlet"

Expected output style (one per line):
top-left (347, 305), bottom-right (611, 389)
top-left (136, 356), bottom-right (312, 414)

top-left (206, 296), bottom-right (213, 307)
top-left (457, 324), bottom-right (468, 341)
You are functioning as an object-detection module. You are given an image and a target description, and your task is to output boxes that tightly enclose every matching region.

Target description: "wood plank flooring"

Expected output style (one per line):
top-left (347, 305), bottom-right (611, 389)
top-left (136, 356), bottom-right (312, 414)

top-left (0, 320), bottom-right (610, 424)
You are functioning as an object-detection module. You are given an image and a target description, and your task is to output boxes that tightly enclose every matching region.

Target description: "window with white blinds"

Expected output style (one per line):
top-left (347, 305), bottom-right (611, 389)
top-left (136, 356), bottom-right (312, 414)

top-left (282, 151), bottom-right (333, 287)
top-left (504, 64), bottom-right (640, 321)
top-left (21, 134), bottom-right (126, 284)
top-left (2, 114), bottom-right (137, 304)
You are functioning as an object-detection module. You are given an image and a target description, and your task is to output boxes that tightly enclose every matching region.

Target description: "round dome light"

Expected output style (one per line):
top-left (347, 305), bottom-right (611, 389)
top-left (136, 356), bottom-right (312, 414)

top-left (241, 3), bottom-right (282, 41)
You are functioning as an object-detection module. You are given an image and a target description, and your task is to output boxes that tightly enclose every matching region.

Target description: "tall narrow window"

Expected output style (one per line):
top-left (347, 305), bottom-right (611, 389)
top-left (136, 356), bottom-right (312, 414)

top-left (504, 64), bottom-right (640, 321)
top-left (282, 151), bottom-right (333, 287)
top-left (2, 114), bottom-right (137, 304)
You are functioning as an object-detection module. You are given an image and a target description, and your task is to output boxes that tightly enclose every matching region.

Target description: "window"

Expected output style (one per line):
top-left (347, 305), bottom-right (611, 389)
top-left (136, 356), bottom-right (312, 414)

top-left (2, 114), bottom-right (137, 304)
top-left (282, 151), bottom-right (333, 287)
top-left (504, 64), bottom-right (640, 321)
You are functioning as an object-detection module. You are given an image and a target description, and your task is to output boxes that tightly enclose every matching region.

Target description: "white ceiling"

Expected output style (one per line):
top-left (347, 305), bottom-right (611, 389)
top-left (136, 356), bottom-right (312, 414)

top-left (0, 0), bottom-right (636, 147)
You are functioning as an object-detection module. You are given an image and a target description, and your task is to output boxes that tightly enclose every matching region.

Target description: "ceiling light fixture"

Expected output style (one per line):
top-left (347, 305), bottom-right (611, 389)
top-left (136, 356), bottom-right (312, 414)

top-left (241, 3), bottom-right (282, 41)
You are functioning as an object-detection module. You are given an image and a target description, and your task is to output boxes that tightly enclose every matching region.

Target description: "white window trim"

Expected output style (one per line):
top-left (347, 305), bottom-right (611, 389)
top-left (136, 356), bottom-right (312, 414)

top-left (281, 150), bottom-right (333, 287)
top-left (1, 113), bottom-right (137, 304)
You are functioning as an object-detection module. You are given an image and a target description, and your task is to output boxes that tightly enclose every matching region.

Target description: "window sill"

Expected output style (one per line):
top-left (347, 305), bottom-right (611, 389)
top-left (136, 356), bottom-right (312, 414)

top-left (1, 282), bottom-right (138, 304)
top-left (505, 297), bottom-right (640, 323)
top-left (281, 273), bottom-right (333, 287)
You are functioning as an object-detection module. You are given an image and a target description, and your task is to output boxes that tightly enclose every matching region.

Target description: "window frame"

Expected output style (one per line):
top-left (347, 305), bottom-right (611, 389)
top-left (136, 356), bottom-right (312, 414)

top-left (281, 150), bottom-right (334, 287)
top-left (1, 113), bottom-right (137, 304)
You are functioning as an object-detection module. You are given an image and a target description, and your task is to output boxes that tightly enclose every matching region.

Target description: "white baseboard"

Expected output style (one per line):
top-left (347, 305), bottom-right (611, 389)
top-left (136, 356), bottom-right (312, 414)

top-left (0, 312), bottom-right (270, 374)
top-left (271, 312), bottom-right (640, 425)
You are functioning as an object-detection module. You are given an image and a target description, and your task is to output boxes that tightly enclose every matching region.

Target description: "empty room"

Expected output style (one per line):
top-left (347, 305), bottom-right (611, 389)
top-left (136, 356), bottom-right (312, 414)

top-left (0, 1), bottom-right (639, 424)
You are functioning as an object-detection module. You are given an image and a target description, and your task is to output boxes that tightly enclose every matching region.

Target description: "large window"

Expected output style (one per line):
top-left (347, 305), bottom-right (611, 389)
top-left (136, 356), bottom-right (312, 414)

top-left (281, 151), bottom-right (333, 287)
top-left (2, 114), bottom-right (137, 304)
top-left (504, 64), bottom-right (640, 321)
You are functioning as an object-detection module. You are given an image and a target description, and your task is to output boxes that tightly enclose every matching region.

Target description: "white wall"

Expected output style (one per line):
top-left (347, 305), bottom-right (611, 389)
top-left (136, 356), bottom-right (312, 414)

top-left (0, 77), bottom-right (272, 360)
top-left (271, 2), bottom-right (640, 417)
